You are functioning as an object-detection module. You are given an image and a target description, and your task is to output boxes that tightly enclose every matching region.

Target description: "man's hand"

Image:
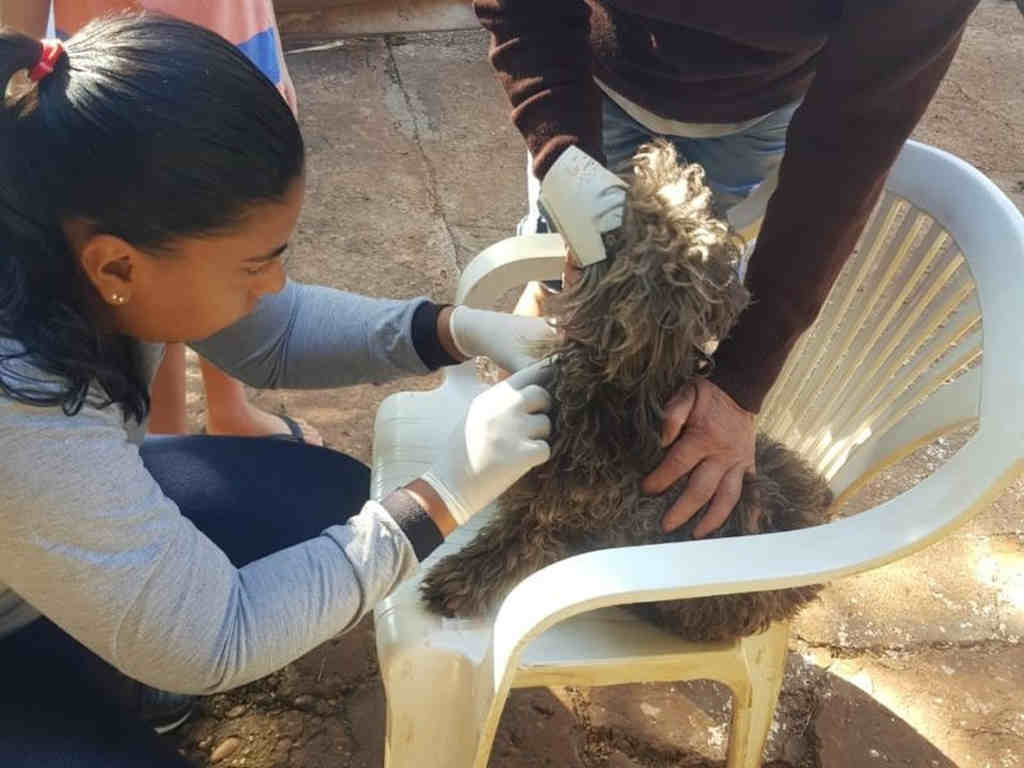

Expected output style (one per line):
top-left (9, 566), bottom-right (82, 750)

top-left (642, 378), bottom-right (757, 537)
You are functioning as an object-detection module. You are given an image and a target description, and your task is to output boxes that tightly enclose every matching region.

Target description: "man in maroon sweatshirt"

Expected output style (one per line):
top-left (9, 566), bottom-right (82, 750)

top-left (476, 0), bottom-right (980, 534)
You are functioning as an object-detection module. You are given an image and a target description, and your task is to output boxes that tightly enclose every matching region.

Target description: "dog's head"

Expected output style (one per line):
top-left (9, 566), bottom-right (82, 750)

top-left (535, 142), bottom-right (751, 474)
top-left (540, 141), bottom-right (748, 440)
top-left (546, 141), bottom-right (748, 388)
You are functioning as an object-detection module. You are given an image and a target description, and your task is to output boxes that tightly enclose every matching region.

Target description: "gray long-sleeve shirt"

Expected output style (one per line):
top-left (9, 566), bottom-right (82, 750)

top-left (0, 281), bottom-right (449, 694)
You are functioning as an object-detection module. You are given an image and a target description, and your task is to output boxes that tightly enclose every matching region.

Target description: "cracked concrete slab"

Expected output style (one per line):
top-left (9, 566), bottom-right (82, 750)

top-left (916, 0), bottom-right (1024, 219)
top-left (387, 30), bottom-right (528, 269)
top-left (288, 37), bottom-right (459, 298)
top-left (278, 0), bottom-right (477, 43)
top-left (792, 531), bottom-right (1019, 649)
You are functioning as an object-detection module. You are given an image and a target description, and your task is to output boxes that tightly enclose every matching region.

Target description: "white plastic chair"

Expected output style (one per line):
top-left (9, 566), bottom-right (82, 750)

top-left (370, 141), bottom-right (1024, 768)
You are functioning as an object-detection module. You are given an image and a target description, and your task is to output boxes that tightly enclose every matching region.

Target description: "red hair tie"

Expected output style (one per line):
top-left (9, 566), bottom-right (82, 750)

top-left (28, 39), bottom-right (64, 82)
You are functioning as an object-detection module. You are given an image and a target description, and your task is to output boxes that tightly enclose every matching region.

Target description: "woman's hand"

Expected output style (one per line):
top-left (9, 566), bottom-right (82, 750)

top-left (642, 378), bottom-right (757, 537)
top-left (419, 360), bottom-right (554, 524)
top-left (447, 306), bottom-right (559, 373)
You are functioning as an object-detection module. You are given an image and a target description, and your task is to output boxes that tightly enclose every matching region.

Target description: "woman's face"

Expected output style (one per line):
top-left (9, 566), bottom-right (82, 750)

top-left (75, 176), bottom-right (305, 343)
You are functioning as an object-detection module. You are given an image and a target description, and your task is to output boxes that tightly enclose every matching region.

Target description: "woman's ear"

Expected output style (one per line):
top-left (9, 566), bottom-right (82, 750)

top-left (65, 220), bottom-right (139, 306)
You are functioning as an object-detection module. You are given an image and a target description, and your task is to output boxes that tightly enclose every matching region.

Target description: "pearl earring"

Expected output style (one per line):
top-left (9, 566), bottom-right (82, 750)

top-left (111, 293), bottom-right (126, 305)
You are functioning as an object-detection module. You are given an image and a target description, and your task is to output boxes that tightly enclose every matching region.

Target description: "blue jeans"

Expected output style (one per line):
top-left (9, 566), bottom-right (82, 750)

top-left (0, 436), bottom-right (370, 767)
top-left (522, 94), bottom-right (799, 233)
top-left (601, 96), bottom-right (799, 212)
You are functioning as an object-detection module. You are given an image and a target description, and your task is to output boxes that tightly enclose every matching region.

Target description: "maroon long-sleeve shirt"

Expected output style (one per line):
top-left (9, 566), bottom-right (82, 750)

top-left (475, 0), bottom-right (978, 412)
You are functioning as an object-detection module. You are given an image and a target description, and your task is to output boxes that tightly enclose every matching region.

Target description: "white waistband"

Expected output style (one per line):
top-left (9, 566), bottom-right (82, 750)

top-left (596, 78), bottom-right (770, 139)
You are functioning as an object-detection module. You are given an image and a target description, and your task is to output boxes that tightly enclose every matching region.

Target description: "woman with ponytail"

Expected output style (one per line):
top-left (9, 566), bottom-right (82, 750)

top-left (3, 0), bottom-right (314, 442)
top-left (0, 15), bottom-right (555, 765)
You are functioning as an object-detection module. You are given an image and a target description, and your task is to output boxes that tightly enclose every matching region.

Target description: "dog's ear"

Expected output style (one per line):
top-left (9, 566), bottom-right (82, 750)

top-left (549, 141), bottom-right (750, 395)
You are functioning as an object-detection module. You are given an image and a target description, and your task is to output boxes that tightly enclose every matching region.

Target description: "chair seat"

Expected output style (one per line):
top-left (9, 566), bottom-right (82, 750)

top-left (376, 504), bottom-right (741, 687)
top-left (372, 363), bottom-right (745, 689)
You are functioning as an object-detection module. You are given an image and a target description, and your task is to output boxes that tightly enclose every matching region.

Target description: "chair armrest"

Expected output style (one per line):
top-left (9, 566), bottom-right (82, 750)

top-left (487, 435), bottom-right (1022, 693)
top-left (456, 234), bottom-right (566, 308)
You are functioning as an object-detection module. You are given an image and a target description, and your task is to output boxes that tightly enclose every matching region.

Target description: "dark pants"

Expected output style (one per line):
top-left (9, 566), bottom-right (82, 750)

top-left (0, 436), bottom-right (370, 767)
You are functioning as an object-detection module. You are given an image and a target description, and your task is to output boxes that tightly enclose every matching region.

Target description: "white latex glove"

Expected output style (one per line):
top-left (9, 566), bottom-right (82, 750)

top-left (420, 360), bottom-right (554, 524)
top-left (448, 305), bottom-right (558, 373)
top-left (539, 146), bottom-right (626, 267)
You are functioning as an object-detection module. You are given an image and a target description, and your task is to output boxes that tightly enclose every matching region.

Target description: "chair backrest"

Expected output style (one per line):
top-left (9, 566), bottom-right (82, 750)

top-left (759, 186), bottom-right (982, 484)
top-left (755, 143), bottom-right (1023, 503)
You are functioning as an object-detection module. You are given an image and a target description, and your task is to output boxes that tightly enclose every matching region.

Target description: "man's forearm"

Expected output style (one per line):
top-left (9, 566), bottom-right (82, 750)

top-left (0, 0), bottom-right (49, 37)
top-left (474, 0), bottom-right (602, 178)
top-left (710, 0), bottom-right (977, 413)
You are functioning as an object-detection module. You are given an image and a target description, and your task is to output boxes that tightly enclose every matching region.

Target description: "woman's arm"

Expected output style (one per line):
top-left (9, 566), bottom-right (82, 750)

top-left (190, 280), bottom-right (463, 390)
top-left (0, 398), bottom-right (442, 694)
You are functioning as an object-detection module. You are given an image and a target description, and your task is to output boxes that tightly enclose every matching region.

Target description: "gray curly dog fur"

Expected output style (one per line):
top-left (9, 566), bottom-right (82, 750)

top-left (421, 141), bottom-right (833, 641)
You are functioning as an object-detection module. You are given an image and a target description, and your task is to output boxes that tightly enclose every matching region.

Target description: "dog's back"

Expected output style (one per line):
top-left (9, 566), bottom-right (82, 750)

top-left (634, 435), bottom-right (832, 640)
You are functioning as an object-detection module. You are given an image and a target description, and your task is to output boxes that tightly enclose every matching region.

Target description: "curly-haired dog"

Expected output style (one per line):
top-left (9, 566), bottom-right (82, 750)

top-left (421, 142), bottom-right (833, 641)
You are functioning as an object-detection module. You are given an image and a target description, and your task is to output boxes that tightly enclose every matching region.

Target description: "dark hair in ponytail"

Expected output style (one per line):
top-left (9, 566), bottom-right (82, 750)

top-left (0, 14), bottom-right (304, 422)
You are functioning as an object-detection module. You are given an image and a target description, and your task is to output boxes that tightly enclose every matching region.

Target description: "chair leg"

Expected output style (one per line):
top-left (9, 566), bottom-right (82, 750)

top-left (725, 621), bottom-right (790, 768)
top-left (380, 653), bottom-right (478, 768)
top-left (381, 647), bottom-right (505, 768)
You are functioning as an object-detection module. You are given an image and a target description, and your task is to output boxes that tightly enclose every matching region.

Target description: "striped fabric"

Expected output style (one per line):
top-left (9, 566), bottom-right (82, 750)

top-left (53, 0), bottom-right (296, 113)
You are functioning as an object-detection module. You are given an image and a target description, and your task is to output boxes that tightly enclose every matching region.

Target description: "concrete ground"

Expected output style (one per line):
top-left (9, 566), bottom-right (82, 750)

top-left (168, 1), bottom-right (1024, 765)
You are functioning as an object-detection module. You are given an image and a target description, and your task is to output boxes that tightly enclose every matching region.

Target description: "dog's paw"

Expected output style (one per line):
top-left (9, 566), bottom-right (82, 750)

top-left (420, 559), bottom-right (494, 618)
